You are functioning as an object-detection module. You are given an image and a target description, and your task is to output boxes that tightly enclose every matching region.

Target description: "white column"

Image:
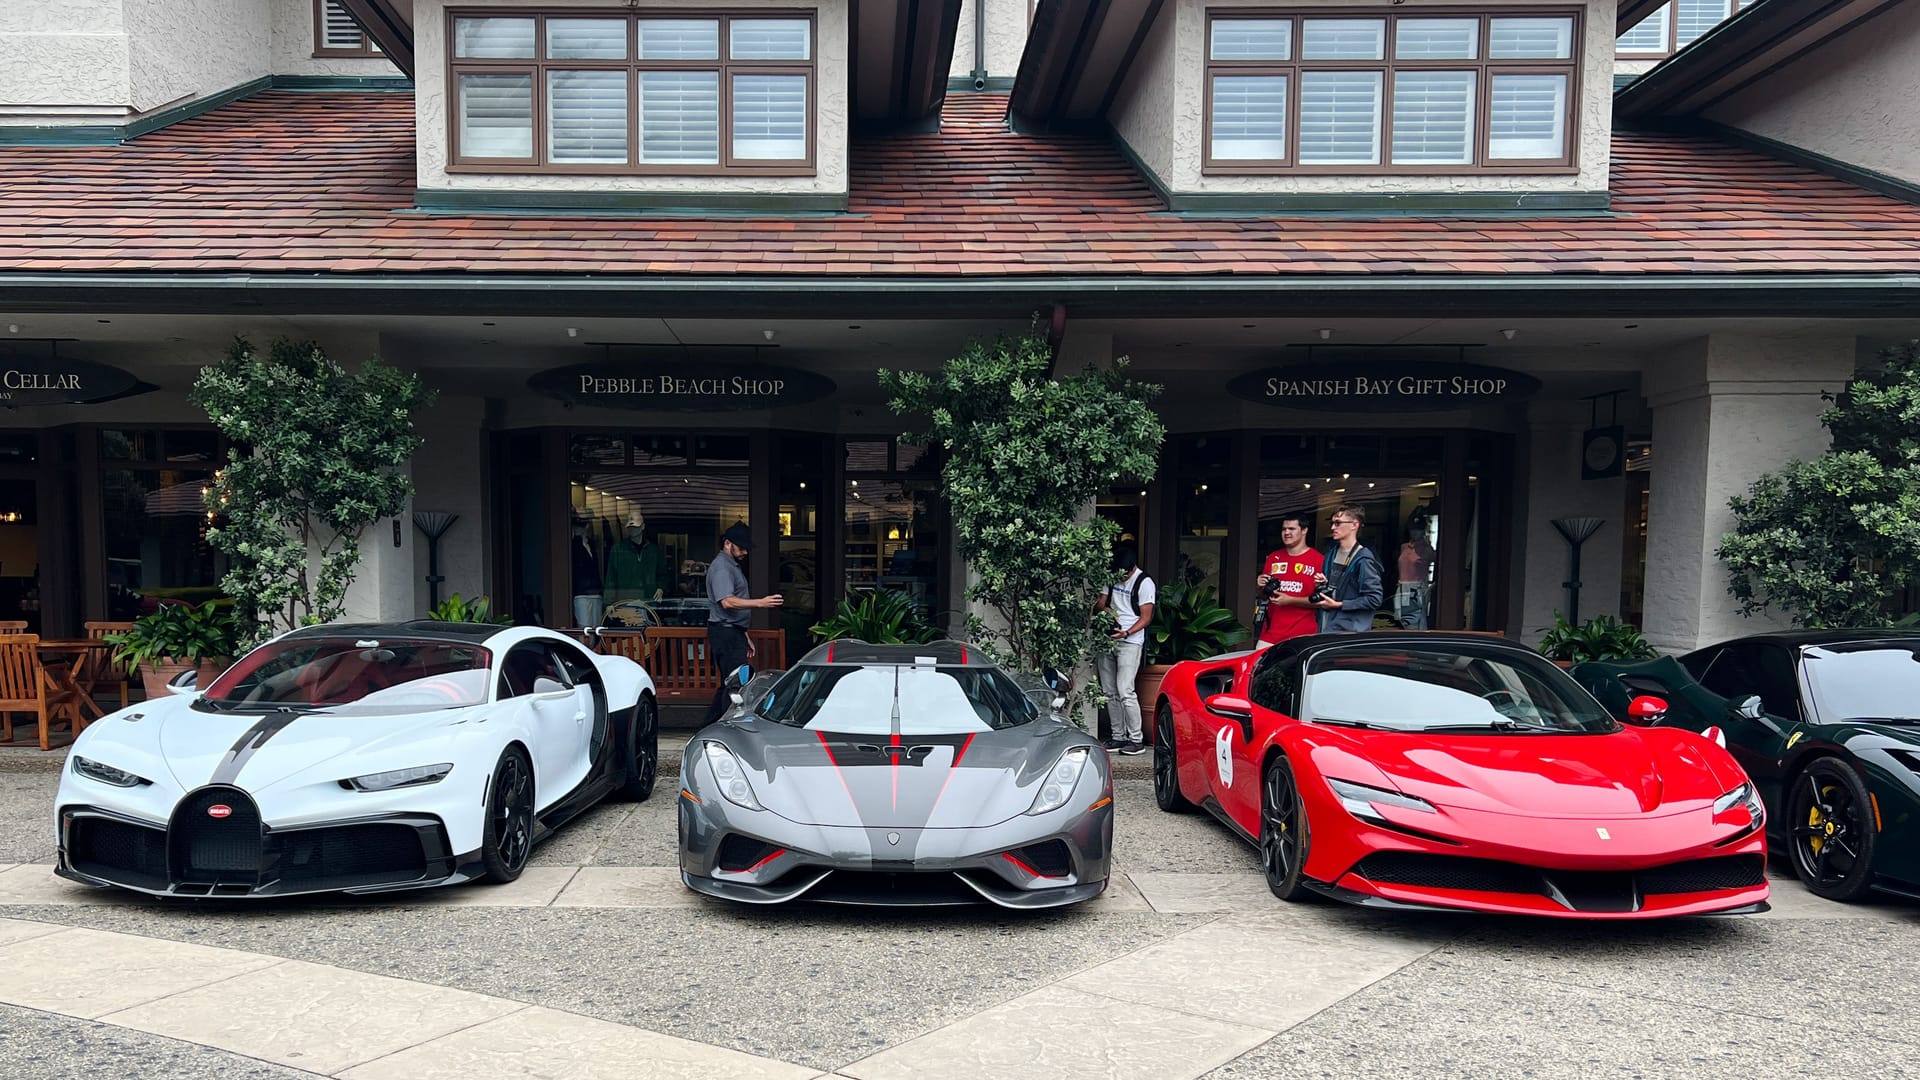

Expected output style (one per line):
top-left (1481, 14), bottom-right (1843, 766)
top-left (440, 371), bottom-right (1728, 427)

top-left (1517, 398), bottom-right (1626, 643)
top-left (1640, 332), bottom-right (1855, 654)
top-left (410, 395), bottom-right (491, 608)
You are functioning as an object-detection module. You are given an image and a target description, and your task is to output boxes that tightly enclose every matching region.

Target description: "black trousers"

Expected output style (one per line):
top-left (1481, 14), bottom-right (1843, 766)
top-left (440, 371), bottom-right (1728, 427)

top-left (704, 623), bottom-right (751, 723)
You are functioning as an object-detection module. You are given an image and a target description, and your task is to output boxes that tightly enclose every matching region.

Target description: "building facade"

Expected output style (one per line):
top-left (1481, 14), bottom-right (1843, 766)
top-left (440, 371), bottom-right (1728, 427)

top-left (1, 0), bottom-right (1916, 660)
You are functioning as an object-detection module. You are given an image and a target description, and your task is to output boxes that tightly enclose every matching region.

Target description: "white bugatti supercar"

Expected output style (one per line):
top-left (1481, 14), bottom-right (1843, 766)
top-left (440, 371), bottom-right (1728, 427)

top-left (54, 621), bottom-right (659, 898)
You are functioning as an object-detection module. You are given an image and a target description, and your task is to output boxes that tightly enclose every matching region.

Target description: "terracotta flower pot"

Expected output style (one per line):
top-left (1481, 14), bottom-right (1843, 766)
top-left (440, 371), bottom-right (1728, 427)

top-left (1135, 663), bottom-right (1175, 719)
top-left (140, 658), bottom-right (195, 700)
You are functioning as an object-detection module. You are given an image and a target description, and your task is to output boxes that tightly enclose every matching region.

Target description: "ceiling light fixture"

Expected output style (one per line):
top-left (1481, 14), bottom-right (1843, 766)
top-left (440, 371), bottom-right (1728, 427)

top-left (1500, 328), bottom-right (1517, 340)
top-left (762, 329), bottom-right (776, 341)
top-left (566, 327), bottom-right (579, 338)
top-left (1318, 328), bottom-right (1333, 340)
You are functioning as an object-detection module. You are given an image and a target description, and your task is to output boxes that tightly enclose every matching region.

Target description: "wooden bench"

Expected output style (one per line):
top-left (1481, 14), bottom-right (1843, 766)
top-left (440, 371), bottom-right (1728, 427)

top-left (591, 627), bottom-right (788, 703)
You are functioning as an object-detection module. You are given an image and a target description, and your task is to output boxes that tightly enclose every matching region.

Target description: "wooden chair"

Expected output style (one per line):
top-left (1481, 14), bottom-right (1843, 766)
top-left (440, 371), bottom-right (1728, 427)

top-left (0, 634), bottom-right (83, 751)
top-left (0, 621), bottom-right (26, 632)
top-left (83, 621), bottom-right (135, 711)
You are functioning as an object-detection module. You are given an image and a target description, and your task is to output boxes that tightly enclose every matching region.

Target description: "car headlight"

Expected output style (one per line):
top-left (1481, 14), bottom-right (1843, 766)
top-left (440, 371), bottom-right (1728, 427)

top-left (704, 742), bottom-right (763, 811)
top-left (1713, 781), bottom-right (1765, 826)
top-left (73, 756), bottom-right (151, 788)
top-left (1327, 778), bottom-right (1437, 826)
top-left (1028, 747), bottom-right (1090, 816)
top-left (340, 764), bottom-right (453, 792)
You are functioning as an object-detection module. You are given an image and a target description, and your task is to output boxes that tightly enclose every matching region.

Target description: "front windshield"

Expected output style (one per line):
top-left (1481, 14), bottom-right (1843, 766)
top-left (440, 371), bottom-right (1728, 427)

top-left (198, 637), bottom-right (493, 715)
top-left (756, 664), bottom-right (1037, 733)
top-left (1304, 643), bottom-right (1616, 733)
top-left (1803, 642), bottom-right (1920, 722)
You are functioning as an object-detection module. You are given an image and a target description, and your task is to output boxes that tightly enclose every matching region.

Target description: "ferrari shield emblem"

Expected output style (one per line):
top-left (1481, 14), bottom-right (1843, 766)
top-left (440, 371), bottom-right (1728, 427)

top-left (886, 831), bottom-right (900, 846)
top-left (1595, 827), bottom-right (1611, 840)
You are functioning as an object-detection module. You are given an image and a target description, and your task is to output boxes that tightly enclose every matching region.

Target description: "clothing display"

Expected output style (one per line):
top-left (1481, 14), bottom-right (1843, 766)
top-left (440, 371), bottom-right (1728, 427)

top-left (604, 534), bottom-right (669, 605)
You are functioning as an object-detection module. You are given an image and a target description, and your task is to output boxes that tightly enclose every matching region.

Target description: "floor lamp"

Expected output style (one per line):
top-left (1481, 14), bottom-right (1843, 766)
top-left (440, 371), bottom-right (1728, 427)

top-left (413, 511), bottom-right (459, 609)
top-left (1551, 517), bottom-right (1605, 625)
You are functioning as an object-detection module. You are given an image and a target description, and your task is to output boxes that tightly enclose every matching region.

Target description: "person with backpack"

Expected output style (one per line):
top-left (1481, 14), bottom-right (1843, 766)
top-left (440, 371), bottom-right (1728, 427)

top-left (1095, 544), bottom-right (1155, 755)
top-left (1312, 504), bottom-right (1384, 633)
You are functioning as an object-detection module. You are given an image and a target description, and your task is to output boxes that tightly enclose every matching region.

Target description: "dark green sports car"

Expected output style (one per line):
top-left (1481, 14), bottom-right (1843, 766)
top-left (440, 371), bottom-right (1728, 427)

top-left (1574, 631), bottom-right (1920, 904)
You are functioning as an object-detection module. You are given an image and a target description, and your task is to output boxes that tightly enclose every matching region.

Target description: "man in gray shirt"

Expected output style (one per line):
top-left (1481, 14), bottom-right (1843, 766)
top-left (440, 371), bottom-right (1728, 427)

top-left (704, 523), bottom-right (783, 722)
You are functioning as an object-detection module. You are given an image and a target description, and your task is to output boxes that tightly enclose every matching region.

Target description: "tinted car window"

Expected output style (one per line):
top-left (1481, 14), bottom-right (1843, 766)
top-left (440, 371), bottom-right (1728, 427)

top-left (1749, 645), bottom-right (1803, 722)
top-left (1302, 643), bottom-right (1616, 733)
top-left (1801, 641), bottom-right (1920, 723)
top-left (757, 664), bottom-right (1036, 734)
top-left (499, 644), bottom-right (564, 699)
top-left (1248, 650), bottom-right (1301, 717)
top-left (1696, 644), bottom-right (1758, 700)
top-left (198, 637), bottom-right (492, 714)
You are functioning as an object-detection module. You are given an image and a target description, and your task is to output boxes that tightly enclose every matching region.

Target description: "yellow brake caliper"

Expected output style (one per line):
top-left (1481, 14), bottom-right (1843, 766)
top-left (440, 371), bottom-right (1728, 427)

top-left (1808, 785), bottom-right (1832, 855)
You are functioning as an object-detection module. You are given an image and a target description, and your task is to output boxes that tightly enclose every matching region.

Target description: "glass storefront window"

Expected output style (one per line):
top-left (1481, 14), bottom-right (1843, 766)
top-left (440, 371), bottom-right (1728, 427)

top-left (1174, 435), bottom-right (1231, 594)
top-left (695, 435), bottom-right (750, 467)
top-left (631, 434), bottom-right (689, 467)
top-left (0, 433), bottom-right (37, 465)
top-left (164, 431), bottom-right (220, 464)
top-left (1257, 474), bottom-right (1439, 630)
top-left (845, 478), bottom-right (940, 618)
top-left (776, 434), bottom-right (823, 660)
top-left (570, 433), bottom-right (625, 466)
top-left (0, 477), bottom-right (39, 630)
top-left (102, 468), bottom-right (221, 619)
top-left (99, 429), bottom-right (157, 461)
top-left (572, 471), bottom-right (748, 627)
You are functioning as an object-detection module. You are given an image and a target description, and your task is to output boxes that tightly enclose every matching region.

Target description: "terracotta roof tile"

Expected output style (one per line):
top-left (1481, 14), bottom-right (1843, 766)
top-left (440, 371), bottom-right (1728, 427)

top-left (0, 89), bottom-right (1917, 277)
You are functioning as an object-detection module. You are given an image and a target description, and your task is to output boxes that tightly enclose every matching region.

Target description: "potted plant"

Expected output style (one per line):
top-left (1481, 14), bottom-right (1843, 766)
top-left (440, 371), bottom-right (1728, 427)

top-left (107, 600), bottom-right (243, 698)
top-left (1137, 584), bottom-right (1251, 710)
top-left (429, 593), bottom-right (512, 625)
top-left (1536, 613), bottom-right (1657, 668)
top-left (811, 589), bottom-right (940, 644)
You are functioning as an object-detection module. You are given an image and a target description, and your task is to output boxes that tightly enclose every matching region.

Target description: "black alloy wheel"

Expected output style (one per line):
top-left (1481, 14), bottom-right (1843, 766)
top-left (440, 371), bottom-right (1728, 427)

top-left (1261, 756), bottom-right (1311, 901)
top-left (482, 747), bottom-right (536, 884)
top-left (618, 695), bottom-right (659, 801)
top-left (1154, 702), bottom-right (1193, 813)
top-left (1786, 758), bottom-right (1878, 902)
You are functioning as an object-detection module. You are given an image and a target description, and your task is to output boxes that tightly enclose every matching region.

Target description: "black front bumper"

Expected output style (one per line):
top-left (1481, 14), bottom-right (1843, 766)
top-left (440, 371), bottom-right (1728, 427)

top-left (58, 793), bottom-right (469, 899)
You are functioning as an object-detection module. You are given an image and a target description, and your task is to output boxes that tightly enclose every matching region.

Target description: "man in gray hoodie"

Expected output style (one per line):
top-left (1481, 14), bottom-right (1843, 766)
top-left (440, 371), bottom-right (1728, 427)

top-left (1312, 504), bottom-right (1384, 633)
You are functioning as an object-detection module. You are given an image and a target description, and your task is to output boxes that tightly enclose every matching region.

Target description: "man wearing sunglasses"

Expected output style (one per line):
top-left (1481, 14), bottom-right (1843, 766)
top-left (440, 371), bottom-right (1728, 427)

top-left (1312, 505), bottom-right (1384, 633)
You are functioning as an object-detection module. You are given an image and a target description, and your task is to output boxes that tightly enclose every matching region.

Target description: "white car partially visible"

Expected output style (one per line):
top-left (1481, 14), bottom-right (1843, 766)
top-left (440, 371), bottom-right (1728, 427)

top-left (54, 621), bottom-right (659, 898)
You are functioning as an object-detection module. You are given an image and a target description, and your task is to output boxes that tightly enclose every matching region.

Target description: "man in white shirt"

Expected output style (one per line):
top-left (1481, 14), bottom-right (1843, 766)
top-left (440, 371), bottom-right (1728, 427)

top-left (1095, 544), bottom-right (1156, 755)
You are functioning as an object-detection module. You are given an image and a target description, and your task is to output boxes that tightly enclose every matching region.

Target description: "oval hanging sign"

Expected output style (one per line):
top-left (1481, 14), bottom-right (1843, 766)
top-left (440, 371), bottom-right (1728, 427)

top-left (1228, 359), bottom-right (1540, 413)
top-left (528, 361), bottom-right (836, 413)
top-left (0, 352), bottom-right (144, 406)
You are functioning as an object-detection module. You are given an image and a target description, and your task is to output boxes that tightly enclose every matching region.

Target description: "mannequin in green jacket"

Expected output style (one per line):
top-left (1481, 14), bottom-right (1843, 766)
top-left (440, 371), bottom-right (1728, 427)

top-left (603, 522), bottom-right (669, 606)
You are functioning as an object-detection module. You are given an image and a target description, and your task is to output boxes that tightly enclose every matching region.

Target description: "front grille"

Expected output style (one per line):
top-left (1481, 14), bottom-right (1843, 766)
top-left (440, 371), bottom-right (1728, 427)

top-left (1353, 851), bottom-right (1768, 912)
top-left (269, 824), bottom-right (427, 889)
top-left (1355, 853), bottom-right (1542, 894)
top-left (1015, 840), bottom-right (1074, 878)
top-left (803, 869), bottom-right (982, 906)
top-left (169, 787), bottom-right (263, 885)
top-left (716, 833), bottom-right (782, 872)
top-left (68, 816), bottom-right (168, 889)
top-left (1640, 855), bottom-right (1767, 894)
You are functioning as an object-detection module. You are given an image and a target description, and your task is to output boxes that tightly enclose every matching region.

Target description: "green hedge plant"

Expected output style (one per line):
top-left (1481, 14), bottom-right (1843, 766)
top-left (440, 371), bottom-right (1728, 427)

top-left (1147, 585), bottom-right (1251, 665)
top-left (429, 593), bottom-right (511, 625)
top-left (810, 589), bottom-right (940, 645)
top-left (107, 601), bottom-right (243, 675)
top-left (1537, 613), bottom-right (1657, 664)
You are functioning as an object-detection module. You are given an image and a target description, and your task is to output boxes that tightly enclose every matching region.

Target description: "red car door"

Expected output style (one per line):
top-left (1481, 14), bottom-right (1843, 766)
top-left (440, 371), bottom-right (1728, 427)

top-left (1204, 659), bottom-right (1276, 837)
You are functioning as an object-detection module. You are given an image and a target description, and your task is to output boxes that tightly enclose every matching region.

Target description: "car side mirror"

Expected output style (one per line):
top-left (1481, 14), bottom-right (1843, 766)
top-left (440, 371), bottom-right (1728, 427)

top-left (1205, 693), bottom-right (1256, 743)
top-left (1626, 694), bottom-right (1669, 725)
top-left (1732, 694), bottom-right (1765, 721)
top-left (734, 670), bottom-right (782, 710)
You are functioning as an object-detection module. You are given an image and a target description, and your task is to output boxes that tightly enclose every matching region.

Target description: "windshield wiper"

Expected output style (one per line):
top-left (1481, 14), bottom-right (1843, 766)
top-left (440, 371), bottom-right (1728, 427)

top-left (1424, 718), bottom-right (1565, 733)
top-left (1312, 717), bottom-right (1383, 729)
top-left (1841, 716), bottom-right (1920, 725)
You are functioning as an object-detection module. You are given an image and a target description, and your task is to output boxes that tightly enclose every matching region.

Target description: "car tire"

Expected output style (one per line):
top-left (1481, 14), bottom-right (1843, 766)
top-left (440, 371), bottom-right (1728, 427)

top-left (481, 746), bottom-right (536, 884)
top-left (1786, 757), bottom-right (1879, 903)
top-left (1153, 701), bottom-right (1193, 814)
top-left (1261, 755), bottom-right (1312, 902)
top-left (617, 695), bottom-right (659, 802)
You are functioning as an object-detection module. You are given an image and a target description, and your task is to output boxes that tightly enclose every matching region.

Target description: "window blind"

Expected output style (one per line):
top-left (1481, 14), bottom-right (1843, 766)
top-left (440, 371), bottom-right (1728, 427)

top-left (321, 0), bottom-right (367, 50)
top-left (732, 74), bottom-right (807, 160)
top-left (1299, 70), bottom-right (1382, 165)
top-left (1300, 19), bottom-right (1386, 61)
top-left (458, 73), bottom-right (534, 159)
top-left (547, 19), bottom-right (627, 61)
top-left (1675, 0), bottom-right (1732, 47)
top-left (1391, 71), bottom-right (1475, 165)
top-left (1488, 74), bottom-right (1566, 159)
top-left (730, 19), bottom-right (810, 61)
top-left (1488, 17), bottom-right (1574, 59)
top-left (547, 70), bottom-right (628, 164)
top-left (636, 19), bottom-right (719, 60)
top-left (1209, 19), bottom-right (1291, 60)
top-left (1394, 19), bottom-right (1477, 60)
top-left (454, 17), bottom-right (535, 60)
top-left (636, 71), bottom-right (719, 164)
top-left (1210, 75), bottom-right (1288, 161)
top-left (1617, 5), bottom-right (1672, 52)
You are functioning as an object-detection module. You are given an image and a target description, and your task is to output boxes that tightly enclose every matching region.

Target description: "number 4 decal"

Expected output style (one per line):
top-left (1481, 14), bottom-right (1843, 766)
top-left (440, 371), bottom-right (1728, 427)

top-left (1215, 725), bottom-right (1235, 786)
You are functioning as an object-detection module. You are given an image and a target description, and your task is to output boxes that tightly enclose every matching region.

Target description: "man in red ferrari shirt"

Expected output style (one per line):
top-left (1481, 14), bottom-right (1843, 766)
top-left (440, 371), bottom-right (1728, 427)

top-left (1256, 515), bottom-right (1323, 647)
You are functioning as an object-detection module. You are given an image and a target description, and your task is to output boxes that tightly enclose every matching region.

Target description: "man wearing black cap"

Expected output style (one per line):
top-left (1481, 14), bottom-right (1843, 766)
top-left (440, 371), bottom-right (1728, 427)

top-left (704, 522), bottom-right (783, 722)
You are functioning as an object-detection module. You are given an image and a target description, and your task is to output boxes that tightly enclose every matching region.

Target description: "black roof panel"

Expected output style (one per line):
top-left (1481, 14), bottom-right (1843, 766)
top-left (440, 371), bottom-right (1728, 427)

top-left (282, 620), bottom-right (505, 644)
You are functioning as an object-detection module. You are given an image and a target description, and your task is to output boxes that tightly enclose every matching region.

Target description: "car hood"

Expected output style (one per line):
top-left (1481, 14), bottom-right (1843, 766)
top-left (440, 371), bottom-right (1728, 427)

top-left (132, 696), bottom-right (479, 792)
top-left (713, 719), bottom-right (1091, 828)
top-left (1345, 724), bottom-right (1738, 818)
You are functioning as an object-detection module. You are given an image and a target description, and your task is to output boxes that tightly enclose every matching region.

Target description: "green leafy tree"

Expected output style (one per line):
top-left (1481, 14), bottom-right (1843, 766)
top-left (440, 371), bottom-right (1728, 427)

top-left (1718, 342), bottom-right (1920, 627)
top-left (882, 329), bottom-right (1164, 690)
top-left (194, 338), bottom-right (433, 644)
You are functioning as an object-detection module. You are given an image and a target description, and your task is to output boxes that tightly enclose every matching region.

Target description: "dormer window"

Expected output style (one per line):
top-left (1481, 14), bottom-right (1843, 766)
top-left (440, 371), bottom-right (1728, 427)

top-left (1203, 9), bottom-right (1580, 174)
top-left (447, 9), bottom-right (814, 175)
top-left (315, 0), bottom-right (383, 58)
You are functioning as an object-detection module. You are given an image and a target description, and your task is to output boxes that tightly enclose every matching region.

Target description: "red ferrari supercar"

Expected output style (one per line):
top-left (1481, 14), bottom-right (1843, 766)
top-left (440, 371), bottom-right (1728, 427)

top-left (1153, 633), bottom-right (1770, 917)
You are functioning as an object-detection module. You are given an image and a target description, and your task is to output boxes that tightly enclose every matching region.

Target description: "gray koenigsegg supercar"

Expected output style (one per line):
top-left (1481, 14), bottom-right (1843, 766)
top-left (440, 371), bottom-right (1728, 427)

top-left (679, 641), bottom-right (1114, 908)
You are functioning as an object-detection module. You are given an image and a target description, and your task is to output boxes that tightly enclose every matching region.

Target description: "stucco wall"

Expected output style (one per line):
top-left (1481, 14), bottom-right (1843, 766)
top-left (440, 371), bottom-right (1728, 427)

top-left (410, 394), bottom-right (491, 612)
top-left (0, 0), bottom-right (131, 123)
top-left (416, 0), bottom-right (849, 196)
top-left (1517, 398), bottom-right (1628, 641)
top-left (1113, 0), bottom-right (1616, 196)
top-left (949, 0), bottom-right (1032, 82)
top-left (1107, 0), bottom-right (1177, 191)
top-left (270, 0), bottom-right (402, 77)
top-left (1702, 0), bottom-right (1920, 186)
top-left (125, 0), bottom-right (270, 113)
top-left (1640, 332), bottom-right (1856, 654)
